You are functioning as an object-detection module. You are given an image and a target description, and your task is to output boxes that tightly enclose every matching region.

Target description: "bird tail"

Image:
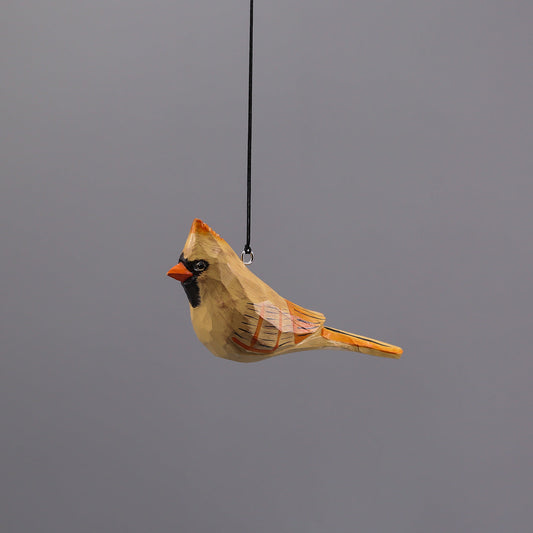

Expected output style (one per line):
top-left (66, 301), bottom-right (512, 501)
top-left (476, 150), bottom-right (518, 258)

top-left (321, 326), bottom-right (402, 359)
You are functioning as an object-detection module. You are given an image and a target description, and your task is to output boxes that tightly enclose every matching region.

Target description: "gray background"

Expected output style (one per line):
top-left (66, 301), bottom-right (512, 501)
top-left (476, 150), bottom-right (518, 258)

top-left (2, 1), bottom-right (532, 532)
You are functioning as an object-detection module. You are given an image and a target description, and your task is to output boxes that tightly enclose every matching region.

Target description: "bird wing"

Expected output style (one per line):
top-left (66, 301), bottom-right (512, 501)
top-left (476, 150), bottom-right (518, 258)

top-left (230, 299), bottom-right (325, 355)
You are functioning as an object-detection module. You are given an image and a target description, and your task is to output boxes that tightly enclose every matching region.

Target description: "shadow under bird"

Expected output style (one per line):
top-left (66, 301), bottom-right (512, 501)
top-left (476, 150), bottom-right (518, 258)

top-left (167, 219), bottom-right (403, 363)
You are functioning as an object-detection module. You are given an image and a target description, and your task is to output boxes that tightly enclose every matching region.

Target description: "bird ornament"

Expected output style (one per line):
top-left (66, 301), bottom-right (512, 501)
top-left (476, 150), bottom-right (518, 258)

top-left (167, 219), bottom-right (403, 363)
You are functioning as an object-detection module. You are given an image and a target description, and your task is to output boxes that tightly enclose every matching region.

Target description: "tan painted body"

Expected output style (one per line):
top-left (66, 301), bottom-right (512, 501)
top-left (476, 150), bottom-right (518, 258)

top-left (167, 219), bottom-right (403, 363)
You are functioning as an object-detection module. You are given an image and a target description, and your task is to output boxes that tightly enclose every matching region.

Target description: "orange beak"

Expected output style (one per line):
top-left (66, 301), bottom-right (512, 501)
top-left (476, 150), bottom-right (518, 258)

top-left (167, 262), bottom-right (193, 282)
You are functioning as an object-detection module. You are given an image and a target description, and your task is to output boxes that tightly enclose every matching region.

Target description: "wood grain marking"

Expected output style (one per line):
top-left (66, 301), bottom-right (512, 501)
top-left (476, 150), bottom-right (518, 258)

top-left (250, 303), bottom-right (265, 347)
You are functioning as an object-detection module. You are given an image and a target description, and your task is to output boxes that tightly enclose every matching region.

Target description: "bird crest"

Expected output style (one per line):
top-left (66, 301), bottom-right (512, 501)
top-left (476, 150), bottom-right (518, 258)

top-left (182, 218), bottom-right (235, 262)
top-left (189, 218), bottom-right (222, 241)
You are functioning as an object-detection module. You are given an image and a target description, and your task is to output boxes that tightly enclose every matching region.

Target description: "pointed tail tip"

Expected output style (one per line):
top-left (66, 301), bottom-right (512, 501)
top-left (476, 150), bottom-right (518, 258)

top-left (384, 344), bottom-right (403, 358)
top-left (388, 345), bottom-right (403, 359)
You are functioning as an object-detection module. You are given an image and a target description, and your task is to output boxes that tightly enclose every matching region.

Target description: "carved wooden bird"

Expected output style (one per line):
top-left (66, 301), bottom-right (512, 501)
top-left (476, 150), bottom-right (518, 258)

top-left (167, 219), bottom-right (402, 363)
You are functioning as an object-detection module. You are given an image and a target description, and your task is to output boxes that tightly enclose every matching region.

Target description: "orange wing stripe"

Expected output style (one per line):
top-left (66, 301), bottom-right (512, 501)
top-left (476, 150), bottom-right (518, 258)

top-left (285, 300), bottom-right (323, 344)
top-left (250, 306), bottom-right (264, 347)
top-left (231, 302), bottom-right (283, 354)
top-left (231, 336), bottom-right (277, 354)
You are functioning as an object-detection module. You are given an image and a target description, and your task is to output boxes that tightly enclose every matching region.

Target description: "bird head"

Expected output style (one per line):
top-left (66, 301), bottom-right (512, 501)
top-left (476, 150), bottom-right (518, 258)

top-left (167, 219), bottom-right (244, 308)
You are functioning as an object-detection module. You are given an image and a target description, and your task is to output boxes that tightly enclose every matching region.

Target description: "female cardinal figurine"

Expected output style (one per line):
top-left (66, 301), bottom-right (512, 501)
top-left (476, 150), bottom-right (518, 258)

top-left (167, 219), bottom-right (402, 363)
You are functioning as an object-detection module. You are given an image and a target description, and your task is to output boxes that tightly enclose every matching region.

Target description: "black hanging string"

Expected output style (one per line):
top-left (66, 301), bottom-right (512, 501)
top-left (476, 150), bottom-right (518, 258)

top-left (242, 0), bottom-right (254, 264)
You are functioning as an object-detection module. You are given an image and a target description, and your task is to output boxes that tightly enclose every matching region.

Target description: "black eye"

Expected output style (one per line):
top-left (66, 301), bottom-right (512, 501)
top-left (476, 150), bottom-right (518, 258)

top-left (194, 260), bottom-right (208, 272)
